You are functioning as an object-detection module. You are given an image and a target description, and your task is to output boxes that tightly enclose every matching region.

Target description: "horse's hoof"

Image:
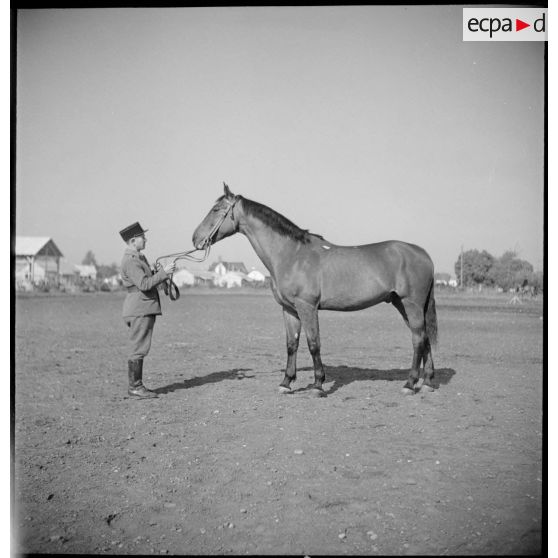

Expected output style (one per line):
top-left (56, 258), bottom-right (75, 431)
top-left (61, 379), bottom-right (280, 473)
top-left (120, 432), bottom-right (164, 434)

top-left (401, 387), bottom-right (415, 396)
top-left (311, 389), bottom-right (327, 398)
top-left (278, 386), bottom-right (292, 394)
top-left (420, 384), bottom-right (435, 393)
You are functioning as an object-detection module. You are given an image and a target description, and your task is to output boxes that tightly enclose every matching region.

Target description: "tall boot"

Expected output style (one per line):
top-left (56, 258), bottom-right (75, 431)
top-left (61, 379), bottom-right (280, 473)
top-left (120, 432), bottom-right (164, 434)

top-left (128, 359), bottom-right (158, 399)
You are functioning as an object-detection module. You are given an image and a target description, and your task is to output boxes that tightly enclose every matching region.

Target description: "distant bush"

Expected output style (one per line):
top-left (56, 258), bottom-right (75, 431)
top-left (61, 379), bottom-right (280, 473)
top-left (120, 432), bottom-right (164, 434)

top-left (454, 249), bottom-right (540, 291)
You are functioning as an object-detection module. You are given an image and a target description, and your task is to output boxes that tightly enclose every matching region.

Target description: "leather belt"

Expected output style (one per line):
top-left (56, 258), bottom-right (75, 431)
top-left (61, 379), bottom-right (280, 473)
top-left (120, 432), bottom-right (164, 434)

top-left (126, 286), bottom-right (140, 293)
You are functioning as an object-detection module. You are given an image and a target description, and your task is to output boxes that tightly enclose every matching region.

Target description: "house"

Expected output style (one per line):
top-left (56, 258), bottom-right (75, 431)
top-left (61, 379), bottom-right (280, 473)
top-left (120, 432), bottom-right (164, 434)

top-left (193, 270), bottom-right (217, 287)
top-left (15, 237), bottom-right (64, 286)
top-left (59, 261), bottom-right (78, 289)
top-left (15, 260), bottom-right (45, 282)
top-left (74, 265), bottom-right (97, 280)
top-left (209, 261), bottom-right (248, 276)
top-left (15, 261), bottom-right (45, 291)
top-left (247, 269), bottom-right (266, 283)
top-left (57, 262), bottom-right (98, 292)
top-left (214, 271), bottom-right (245, 288)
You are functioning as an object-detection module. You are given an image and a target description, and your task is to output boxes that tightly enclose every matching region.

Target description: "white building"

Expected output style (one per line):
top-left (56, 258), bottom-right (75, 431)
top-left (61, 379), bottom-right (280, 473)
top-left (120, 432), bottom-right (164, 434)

top-left (214, 271), bottom-right (245, 288)
top-left (247, 269), bottom-right (266, 283)
top-left (15, 237), bottom-right (64, 285)
top-left (74, 264), bottom-right (97, 280)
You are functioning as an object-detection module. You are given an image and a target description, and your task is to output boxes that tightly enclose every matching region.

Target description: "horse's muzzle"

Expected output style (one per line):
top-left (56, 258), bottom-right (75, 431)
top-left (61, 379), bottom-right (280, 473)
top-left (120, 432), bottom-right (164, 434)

top-left (193, 237), bottom-right (210, 251)
top-left (192, 231), bottom-right (204, 250)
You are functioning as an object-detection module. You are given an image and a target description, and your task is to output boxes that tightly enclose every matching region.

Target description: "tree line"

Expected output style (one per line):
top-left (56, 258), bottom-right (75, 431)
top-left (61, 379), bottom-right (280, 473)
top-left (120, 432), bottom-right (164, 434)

top-left (454, 249), bottom-right (543, 291)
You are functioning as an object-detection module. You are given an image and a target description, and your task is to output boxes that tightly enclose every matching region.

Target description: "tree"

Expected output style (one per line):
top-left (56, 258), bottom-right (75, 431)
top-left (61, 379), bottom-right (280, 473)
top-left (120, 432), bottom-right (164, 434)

top-left (529, 270), bottom-right (544, 291)
top-left (487, 251), bottom-right (534, 291)
top-left (454, 249), bottom-right (495, 287)
top-left (97, 263), bottom-right (119, 280)
top-left (82, 250), bottom-right (98, 267)
top-left (453, 248), bottom-right (538, 290)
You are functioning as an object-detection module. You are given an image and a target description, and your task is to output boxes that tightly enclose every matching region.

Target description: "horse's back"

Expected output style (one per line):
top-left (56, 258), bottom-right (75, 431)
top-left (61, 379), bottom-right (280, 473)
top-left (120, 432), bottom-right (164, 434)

top-left (322, 239), bottom-right (433, 275)
top-left (361, 240), bottom-right (433, 271)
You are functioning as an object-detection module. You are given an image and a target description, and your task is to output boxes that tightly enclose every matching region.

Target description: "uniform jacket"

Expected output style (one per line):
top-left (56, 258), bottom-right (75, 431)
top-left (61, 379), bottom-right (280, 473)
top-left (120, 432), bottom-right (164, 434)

top-left (120, 248), bottom-right (168, 317)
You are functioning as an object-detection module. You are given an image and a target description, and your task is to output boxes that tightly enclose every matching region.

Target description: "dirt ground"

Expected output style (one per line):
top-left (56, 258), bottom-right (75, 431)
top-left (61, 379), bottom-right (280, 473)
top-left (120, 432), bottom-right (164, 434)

top-left (14, 289), bottom-right (543, 555)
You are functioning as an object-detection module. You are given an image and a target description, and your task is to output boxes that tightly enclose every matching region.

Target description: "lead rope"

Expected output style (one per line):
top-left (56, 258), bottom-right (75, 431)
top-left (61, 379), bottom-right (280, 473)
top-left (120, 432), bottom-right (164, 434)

top-left (154, 246), bottom-right (211, 301)
top-left (155, 197), bottom-right (238, 301)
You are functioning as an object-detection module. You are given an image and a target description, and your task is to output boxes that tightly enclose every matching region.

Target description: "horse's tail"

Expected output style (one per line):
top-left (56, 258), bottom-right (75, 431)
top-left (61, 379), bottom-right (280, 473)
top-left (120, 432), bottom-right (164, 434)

top-left (425, 280), bottom-right (438, 347)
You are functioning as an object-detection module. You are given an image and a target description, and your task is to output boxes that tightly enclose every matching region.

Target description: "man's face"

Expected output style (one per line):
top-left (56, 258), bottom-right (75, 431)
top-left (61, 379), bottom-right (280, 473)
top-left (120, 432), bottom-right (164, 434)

top-left (130, 234), bottom-right (146, 251)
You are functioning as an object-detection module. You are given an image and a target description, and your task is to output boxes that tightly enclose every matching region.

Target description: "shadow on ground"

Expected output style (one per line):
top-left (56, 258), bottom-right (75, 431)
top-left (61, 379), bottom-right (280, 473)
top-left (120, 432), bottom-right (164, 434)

top-left (290, 365), bottom-right (457, 396)
top-left (155, 368), bottom-right (255, 394)
top-left (154, 366), bottom-right (456, 396)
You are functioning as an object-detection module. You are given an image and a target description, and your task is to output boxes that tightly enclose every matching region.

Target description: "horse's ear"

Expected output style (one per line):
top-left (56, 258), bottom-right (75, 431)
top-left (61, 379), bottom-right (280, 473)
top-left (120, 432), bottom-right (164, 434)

top-left (223, 182), bottom-right (234, 198)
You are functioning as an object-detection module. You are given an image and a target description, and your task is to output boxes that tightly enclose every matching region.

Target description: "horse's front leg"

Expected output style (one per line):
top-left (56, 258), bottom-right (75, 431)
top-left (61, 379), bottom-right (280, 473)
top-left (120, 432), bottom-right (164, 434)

top-left (294, 299), bottom-right (327, 398)
top-left (279, 308), bottom-right (301, 394)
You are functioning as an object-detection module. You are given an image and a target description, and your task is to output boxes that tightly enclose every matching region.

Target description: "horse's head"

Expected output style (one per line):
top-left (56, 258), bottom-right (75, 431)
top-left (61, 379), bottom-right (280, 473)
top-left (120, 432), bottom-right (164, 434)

top-left (192, 183), bottom-right (240, 250)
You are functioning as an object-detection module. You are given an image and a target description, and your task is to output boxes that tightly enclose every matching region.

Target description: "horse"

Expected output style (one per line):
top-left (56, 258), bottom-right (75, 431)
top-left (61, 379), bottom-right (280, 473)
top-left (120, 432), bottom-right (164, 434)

top-left (192, 183), bottom-right (438, 397)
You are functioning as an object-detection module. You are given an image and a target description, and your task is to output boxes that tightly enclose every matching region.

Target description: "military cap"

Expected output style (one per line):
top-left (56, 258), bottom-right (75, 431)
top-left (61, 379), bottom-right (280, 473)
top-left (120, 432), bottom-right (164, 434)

top-left (119, 222), bottom-right (148, 242)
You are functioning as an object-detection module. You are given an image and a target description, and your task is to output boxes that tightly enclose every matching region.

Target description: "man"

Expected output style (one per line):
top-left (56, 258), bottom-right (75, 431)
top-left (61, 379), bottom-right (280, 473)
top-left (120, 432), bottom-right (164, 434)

top-left (119, 222), bottom-right (176, 399)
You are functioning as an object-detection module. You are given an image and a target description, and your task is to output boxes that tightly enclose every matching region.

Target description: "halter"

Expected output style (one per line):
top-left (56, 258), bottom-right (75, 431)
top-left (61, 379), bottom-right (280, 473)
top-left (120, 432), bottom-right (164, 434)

top-left (200, 195), bottom-right (239, 250)
top-left (154, 196), bottom-right (239, 301)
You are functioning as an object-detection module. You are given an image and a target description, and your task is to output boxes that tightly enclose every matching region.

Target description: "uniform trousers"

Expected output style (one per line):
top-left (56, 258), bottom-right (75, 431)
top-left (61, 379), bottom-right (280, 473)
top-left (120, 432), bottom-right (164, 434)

top-left (125, 315), bottom-right (156, 360)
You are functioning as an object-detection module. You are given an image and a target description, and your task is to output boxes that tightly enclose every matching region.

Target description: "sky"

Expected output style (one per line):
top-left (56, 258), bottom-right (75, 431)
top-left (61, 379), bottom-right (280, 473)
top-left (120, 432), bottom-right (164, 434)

top-left (15, 6), bottom-right (545, 276)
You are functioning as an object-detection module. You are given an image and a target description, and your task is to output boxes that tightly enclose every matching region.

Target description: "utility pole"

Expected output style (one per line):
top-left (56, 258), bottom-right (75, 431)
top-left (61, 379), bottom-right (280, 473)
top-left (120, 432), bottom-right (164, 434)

top-left (460, 245), bottom-right (464, 288)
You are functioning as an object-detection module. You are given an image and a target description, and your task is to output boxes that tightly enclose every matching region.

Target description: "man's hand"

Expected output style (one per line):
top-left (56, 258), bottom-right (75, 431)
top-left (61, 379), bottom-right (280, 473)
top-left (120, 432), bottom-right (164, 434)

top-left (163, 261), bottom-right (176, 275)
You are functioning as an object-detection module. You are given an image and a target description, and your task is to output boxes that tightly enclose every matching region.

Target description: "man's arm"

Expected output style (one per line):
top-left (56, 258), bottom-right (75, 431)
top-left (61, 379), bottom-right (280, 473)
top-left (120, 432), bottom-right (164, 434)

top-left (123, 259), bottom-right (168, 292)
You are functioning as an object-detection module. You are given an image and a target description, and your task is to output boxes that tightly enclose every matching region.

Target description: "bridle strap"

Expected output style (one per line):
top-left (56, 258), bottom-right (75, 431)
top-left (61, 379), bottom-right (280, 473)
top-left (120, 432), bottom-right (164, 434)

top-left (162, 277), bottom-right (181, 301)
top-left (204, 196), bottom-right (239, 247)
top-left (155, 196), bottom-right (239, 301)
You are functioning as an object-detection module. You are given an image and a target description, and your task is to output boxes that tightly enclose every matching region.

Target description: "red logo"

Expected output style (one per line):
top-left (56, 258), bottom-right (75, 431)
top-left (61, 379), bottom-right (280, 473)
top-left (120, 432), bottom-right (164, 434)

top-left (516, 19), bottom-right (530, 32)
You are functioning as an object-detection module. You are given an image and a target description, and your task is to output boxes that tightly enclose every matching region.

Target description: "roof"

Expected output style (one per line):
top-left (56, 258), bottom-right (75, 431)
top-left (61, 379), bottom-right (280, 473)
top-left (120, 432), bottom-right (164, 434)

top-left (74, 265), bottom-right (97, 277)
top-left (15, 237), bottom-right (63, 258)
top-left (195, 271), bottom-right (217, 280)
top-left (220, 271), bottom-right (247, 279)
top-left (208, 261), bottom-right (248, 274)
top-left (59, 261), bottom-right (76, 275)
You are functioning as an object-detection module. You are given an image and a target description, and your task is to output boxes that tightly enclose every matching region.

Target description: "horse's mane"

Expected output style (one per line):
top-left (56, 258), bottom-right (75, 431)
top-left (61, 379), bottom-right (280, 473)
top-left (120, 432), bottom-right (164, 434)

top-left (238, 196), bottom-right (323, 244)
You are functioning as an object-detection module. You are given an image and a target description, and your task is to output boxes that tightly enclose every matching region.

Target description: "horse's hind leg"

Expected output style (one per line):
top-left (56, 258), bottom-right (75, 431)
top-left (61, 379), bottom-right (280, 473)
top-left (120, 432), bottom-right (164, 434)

top-left (392, 296), bottom-right (427, 394)
top-left (421, 339), bottom-right (435, 392)
top-left (279, 308), bottom-right (301, 393)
